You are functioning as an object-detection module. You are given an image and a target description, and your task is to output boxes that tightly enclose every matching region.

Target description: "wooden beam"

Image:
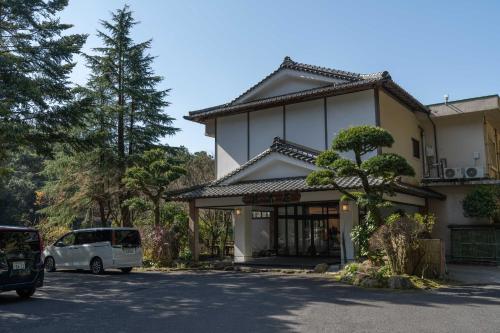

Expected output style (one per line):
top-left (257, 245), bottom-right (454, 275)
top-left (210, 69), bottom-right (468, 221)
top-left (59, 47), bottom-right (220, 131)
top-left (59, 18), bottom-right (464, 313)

top-left (188, 201), bottom-right (200, 261)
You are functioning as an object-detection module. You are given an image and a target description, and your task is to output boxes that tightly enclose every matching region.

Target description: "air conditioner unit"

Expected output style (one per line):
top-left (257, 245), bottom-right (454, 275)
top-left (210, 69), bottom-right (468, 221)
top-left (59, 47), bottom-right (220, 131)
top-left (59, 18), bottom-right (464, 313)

top-left (464, 166), bottom-right (484, 179)
top-left (444, 167), bottom-right (464, 179)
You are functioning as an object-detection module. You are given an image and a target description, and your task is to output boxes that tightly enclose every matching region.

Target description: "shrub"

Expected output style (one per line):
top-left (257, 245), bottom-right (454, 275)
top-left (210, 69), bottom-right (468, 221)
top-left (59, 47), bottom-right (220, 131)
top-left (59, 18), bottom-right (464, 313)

top-left (37, 220), bottom-right (71, 245)
top-left (462, 185), bottom-right (500, 222)
top-left (369, 213), bottom-right (435, 275)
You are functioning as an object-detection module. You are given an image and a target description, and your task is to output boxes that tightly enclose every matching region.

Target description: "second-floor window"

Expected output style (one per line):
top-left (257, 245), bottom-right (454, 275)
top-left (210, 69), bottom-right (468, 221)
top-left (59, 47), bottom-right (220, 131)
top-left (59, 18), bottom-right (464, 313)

top-left (412, 138), bottom-right (420, 159)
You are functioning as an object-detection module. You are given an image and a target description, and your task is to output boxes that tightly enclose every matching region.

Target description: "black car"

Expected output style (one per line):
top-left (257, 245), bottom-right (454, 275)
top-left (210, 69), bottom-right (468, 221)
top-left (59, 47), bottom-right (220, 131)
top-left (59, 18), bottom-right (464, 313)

top-left (0, 226), bottom-right (44, 298)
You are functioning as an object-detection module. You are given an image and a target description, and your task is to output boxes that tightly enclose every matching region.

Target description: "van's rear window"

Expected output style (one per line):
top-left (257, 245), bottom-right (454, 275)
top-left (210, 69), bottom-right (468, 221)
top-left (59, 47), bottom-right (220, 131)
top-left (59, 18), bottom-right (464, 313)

top-left (0, 231), bottom-right (40, 253)
top-left (113, 230), bottom-right (141, 247)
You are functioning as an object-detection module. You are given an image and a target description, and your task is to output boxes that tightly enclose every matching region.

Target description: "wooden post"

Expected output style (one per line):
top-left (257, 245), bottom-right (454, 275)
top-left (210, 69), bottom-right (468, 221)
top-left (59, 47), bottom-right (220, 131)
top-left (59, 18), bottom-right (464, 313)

top-left (188, 201), bottom-right (199, 262)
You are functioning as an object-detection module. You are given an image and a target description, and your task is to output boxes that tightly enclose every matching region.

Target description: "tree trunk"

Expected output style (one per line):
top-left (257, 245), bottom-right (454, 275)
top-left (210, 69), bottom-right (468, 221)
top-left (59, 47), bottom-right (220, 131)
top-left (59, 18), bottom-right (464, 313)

top-left (98, 199), bottom-right (107, 227)
top-left (153, 198), bottom-right (160, 226)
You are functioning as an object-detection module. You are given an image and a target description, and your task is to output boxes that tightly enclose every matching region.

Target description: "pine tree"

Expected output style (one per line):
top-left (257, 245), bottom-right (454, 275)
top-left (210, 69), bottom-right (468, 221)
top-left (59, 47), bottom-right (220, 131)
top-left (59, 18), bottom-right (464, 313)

top-left (0, 0), bottom-right (87, 160)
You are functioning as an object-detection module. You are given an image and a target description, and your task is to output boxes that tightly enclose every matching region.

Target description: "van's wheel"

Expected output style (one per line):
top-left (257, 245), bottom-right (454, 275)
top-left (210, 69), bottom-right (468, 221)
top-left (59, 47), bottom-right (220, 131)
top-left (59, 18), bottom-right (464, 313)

top-left (90, 257), bottom-right (104, 275)
top-left (44, 256), bottom-right (56, 272)
top-left (120, 267), bottom-right (133, 274)
top-left (16, 288), bottom-right (36, 299)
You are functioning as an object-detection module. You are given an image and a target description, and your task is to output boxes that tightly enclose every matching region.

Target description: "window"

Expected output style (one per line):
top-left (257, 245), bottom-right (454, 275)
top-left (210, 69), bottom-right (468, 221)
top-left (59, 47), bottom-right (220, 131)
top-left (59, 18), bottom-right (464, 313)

top-left (75, 230), bottom-right (111, 245)
top-left (56, 233), bottom-right (75, 247)
top-left (412, 138), bottom-right (420, 159)
top-left (0, 231), bottom-right (40, 253)
top-left (113, 230), bottom-right (141, 247)
top-left (252, 211), bottom-right (271, 219)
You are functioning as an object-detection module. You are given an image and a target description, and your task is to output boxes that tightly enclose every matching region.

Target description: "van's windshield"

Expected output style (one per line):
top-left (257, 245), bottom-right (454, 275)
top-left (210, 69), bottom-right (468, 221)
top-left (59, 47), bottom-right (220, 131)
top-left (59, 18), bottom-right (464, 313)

top-left (113, 230), bottom-right (141, 247)
top-left (0, 231), bottom-right (40, 254)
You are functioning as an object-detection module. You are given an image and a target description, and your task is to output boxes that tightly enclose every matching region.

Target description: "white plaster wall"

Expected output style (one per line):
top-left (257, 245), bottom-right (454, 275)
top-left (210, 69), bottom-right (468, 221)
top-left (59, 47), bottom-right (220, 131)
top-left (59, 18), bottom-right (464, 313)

top-left (326, 90), bottom-right (376, 159)
top-left (233, 153), bottom-right (317, 183)
top-left (216, 113), bottom-right (247, 178)
top-left (339, 201), bottom-right (359, 263)
top-left (285, 99), bottom-right (325, 151)
top-left (233, 206), bottom-right (253, 263)
top-left (433, 113), bottom-right (486, 171)
top-left (238, 69), bottom-right (344, 103)
top-left (239, 160), bottom-right (314, 182)
top-left (249, 107), bottom-right (283, 158)
top-left (252, 218), bottom-right (270, 253)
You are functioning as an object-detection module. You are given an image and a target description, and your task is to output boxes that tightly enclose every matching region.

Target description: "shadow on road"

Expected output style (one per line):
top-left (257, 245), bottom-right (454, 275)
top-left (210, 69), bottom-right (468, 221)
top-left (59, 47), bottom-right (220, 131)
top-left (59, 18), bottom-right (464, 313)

top-left (1, 270), bottom-right (500, 332)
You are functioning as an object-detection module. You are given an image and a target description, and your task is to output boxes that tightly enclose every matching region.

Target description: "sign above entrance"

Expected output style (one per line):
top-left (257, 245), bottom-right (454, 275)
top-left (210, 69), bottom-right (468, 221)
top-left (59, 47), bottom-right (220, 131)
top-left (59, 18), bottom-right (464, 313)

top-left (242, 191), bottom-right (301, 206)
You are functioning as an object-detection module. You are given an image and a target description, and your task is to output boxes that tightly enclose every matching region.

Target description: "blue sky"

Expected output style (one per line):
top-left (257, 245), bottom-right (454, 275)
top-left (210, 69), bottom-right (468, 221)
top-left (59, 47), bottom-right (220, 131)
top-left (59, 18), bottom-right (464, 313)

top-left (61, 0), bottom-right (500, 155)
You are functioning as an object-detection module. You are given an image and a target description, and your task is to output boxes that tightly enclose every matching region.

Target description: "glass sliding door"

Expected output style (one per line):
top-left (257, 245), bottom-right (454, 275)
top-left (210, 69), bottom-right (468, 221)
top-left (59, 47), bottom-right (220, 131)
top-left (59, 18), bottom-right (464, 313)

top-left (274, 202), bottom-right (340, 259)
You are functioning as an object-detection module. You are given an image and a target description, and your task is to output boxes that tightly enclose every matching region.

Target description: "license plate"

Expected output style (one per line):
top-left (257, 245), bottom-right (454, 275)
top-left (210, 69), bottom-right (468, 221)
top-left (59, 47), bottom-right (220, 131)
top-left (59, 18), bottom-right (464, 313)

top-left (12, 261), bottom-right (25, 270)
top-left (123, 247), bottom-right (135, 254)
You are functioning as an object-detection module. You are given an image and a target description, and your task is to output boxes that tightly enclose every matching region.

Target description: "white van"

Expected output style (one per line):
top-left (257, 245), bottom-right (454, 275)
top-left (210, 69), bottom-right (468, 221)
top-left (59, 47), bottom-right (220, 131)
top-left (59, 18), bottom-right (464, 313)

top-left (43, 228), bottom-right (143, 274)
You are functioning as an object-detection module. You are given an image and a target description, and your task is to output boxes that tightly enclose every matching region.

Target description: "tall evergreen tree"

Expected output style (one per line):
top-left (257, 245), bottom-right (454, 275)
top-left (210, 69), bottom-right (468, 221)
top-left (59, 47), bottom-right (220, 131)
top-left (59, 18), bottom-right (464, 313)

top-left (84, 5), bottom-right (178, 226)
top-left (0, 0), bottom-right (87, 160)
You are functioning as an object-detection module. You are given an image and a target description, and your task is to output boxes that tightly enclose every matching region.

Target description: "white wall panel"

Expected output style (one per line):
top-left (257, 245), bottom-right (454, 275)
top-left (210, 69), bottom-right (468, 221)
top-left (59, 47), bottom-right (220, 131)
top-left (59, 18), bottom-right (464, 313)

top-left (249, 107), bottom-right (283, 158)
top-left (216, 113), bottom-right (247, 178)
top-left (285, 99), bottom-right (325, 150)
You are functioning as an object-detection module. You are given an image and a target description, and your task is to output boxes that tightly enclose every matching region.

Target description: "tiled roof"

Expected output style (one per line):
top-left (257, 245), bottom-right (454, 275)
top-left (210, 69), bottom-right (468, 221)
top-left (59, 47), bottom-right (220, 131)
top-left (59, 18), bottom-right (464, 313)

top-left (212, 137), bottom-right (319, 185)
top-left (169, 176), bottom-right (445, 201)
top-left (185, 57), bottom-right (429, 122)
top-left (228, 56), bottom-right (383, 105)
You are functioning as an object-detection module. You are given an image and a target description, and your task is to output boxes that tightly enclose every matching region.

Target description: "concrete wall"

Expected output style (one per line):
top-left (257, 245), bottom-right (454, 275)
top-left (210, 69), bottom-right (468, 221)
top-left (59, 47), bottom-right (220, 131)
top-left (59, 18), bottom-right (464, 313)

top-left (433, 113), bottom-right (486, 172)
top-left (379, 90), bottom-right (423, 183)
top-left (428, 185), bottom-right (489, 258)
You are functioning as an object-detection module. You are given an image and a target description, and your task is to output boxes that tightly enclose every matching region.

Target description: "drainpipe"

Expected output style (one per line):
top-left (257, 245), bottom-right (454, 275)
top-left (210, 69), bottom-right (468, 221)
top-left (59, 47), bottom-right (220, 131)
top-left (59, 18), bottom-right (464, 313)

top-left (427, 113), bottom-right (440, 178)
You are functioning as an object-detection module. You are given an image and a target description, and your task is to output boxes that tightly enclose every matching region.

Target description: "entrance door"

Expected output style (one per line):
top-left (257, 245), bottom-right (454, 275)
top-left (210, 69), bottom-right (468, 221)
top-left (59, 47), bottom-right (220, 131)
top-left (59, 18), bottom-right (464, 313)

top-left (310, 216), bottom-right (340, 257)
top-left (275, 203), bottom-right (340, 258)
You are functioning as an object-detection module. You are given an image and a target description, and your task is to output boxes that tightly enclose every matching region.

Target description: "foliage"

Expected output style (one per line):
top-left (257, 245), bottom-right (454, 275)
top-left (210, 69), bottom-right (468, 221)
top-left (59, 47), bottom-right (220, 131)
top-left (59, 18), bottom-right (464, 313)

top-left (37, 219), bottom-right (71, 246)
top-left (369, 213), bottom-right (435, 275)
top-left (0, 150), bottom-right (45, 226)
top-left (136, 202), bottom-right (189, 266)
top-left (171, 151), bottom-right (216, 189)
top-left (0, 0), bottom-right (87, 159)
top-left (462, 185), bottom-right (500, 221)
top-left (39, 148), bottom-right (119, 227)
top-left (123, 148), bottom-right (186, 226)
top-left (199, 209), bottom-right (233, 258)
top-left (84, 5), bottom-right (178, 226)
top-left (307, 125), bottom-right (415, 256)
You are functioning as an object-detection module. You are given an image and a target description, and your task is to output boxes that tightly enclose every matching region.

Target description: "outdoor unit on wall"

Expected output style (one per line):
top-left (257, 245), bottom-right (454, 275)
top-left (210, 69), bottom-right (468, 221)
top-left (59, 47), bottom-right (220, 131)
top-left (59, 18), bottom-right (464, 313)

top-left (444, 167), bottom-right (464, 179)
top-left (464, 166), bottom-right (484, 179)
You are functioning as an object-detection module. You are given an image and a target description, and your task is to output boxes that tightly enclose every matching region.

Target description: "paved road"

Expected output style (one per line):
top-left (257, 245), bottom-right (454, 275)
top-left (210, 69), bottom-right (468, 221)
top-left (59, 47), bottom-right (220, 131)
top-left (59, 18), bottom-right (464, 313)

top-left (1, 270), bottom-right (500, 333)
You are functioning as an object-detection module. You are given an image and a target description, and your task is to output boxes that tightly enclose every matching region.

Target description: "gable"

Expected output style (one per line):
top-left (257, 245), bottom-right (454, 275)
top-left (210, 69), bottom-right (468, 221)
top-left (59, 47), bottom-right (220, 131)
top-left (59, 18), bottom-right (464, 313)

top-left (221, 152), bottom-right (319, 185)
top-left (235, 69), bottom-right (348, 104)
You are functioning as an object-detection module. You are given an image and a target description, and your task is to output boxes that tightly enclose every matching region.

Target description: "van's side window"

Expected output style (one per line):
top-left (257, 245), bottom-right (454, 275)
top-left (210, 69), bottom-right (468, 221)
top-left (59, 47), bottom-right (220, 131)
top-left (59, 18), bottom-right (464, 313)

top-left (57, 233), bottom-right (75, 247)
top-left (75, 231), bottom-right (95, 245)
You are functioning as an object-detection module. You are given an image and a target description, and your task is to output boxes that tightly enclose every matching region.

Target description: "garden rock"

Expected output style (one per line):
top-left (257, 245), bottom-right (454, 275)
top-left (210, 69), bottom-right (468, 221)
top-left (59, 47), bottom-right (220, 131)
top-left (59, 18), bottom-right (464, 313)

top-left (360, 278), bottom-right (383, 288)
top-left (388, 275), bottom-right (414, 289)
top-left (313, 263), bottom-right (329, 273)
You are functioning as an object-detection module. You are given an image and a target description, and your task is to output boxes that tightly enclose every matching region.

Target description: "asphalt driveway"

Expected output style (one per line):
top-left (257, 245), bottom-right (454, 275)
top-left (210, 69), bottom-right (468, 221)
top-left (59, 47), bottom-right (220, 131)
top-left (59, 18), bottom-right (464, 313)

top-left (1, 270), bottom-right (499, 333)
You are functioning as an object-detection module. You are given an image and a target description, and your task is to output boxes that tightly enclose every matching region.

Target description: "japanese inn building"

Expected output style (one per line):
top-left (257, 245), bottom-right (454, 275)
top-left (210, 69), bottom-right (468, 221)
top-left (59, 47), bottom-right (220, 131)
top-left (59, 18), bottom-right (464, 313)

top-left (172, 57), bottom-right (500, 265)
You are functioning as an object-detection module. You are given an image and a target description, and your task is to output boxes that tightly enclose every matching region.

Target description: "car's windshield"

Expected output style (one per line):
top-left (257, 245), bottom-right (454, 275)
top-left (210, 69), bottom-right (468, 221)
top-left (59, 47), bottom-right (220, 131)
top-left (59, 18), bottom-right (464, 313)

top-left (0, 231), bottom-right (40, 254)
top-left (113, 230), bottom-right (141, 247)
